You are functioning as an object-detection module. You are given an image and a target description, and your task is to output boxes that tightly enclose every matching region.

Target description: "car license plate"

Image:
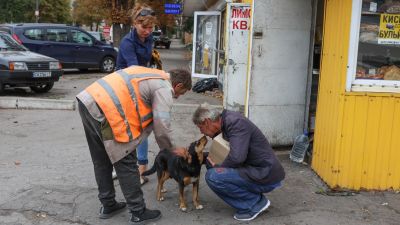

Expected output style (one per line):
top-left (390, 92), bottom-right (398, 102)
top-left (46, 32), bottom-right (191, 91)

top-left (33, 72), bottom-right (51, 78)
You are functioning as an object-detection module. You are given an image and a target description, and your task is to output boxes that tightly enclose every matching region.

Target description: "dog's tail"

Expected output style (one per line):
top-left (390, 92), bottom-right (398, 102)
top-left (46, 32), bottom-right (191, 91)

top-left (142, 162), bottom-right (156, 176)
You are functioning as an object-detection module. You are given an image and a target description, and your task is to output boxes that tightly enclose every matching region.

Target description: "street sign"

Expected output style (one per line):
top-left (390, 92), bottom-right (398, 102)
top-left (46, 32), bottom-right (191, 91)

top-left (165, 9), bottom-right (181, 14)
top-left (103, 26), bottom-right (110, 34)
top-left (165, 3), bottom-right (181, 9)
top-left (164, 3), bottom-right (181, 15)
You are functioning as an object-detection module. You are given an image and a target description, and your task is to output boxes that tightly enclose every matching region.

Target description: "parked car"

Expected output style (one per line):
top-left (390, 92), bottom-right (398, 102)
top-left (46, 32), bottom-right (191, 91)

top-left (0, 31), bottom-right (63, 93)
top-left (152, 31), bottom-right (171, 49)
top-left (0, 23), bottom-right (117, 73)
top-left (152, 30), bottom-right (162, 40)
top-left (88, 31), bottom-right (106, 42)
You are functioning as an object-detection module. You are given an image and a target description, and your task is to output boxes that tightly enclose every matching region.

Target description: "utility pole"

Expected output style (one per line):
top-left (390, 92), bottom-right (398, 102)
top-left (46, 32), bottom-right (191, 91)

top-left (35, 0), bottom-right (39, 23)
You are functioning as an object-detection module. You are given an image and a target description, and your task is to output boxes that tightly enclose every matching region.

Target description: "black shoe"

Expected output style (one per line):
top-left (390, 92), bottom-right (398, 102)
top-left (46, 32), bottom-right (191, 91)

top-left (99, 202), bottom-right (126, 219)
top-left (129, 208), bottom-right (162, 225)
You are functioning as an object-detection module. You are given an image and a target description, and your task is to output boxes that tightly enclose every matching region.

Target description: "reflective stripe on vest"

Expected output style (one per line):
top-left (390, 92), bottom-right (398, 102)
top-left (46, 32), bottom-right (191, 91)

top-left (86, 66), bottom-right (169, 142)
top-left (117, 71), bottom-right (168, 122)
top-left (97, 78), bottom-right (133, 140)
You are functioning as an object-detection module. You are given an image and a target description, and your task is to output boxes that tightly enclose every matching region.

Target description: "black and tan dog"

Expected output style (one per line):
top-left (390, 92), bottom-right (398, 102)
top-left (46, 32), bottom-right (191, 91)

top-left (142, 136), bottom-right (208, 211)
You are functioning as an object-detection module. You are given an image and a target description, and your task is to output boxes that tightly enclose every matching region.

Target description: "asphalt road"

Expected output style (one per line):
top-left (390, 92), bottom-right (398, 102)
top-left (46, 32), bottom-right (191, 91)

top-left (1, 108), bottom-right (399, 225)
top-left (0, 40), bottom-right (399, 225)
top-left (0, 40), bottom-right (222, 106)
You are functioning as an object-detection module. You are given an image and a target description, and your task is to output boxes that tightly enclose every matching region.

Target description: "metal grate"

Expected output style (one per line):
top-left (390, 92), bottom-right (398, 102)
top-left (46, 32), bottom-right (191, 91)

top-left (26, 62), bottom-right (49, 70)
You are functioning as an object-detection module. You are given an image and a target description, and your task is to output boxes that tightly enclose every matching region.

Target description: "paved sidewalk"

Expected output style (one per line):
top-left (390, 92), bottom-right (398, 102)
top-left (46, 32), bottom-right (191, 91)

top-left (1, 38), bottom-right (399, 225)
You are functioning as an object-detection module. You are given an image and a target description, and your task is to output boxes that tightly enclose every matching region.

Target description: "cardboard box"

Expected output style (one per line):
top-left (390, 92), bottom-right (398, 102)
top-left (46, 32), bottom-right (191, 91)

top-left (208, 133), bottom-right (230, 164)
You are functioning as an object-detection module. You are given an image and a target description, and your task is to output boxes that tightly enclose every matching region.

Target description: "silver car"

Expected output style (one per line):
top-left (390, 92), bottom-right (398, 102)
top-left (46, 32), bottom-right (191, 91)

top-left (0, 31), bottom-right (63, 93)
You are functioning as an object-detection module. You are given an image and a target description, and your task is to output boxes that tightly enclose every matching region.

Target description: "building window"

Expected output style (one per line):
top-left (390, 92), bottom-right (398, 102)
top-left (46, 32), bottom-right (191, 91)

top-left (347, 0), bottom-right (400, 93)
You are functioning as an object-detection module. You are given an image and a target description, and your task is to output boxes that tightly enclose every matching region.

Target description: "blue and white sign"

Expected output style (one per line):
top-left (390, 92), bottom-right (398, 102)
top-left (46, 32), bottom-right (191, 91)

top-left (164, 3), bottom-right (181, 14)
top-left (165, 3), bottom-right (181, 9)
top-left (165, 9), bottom-right (180, 14)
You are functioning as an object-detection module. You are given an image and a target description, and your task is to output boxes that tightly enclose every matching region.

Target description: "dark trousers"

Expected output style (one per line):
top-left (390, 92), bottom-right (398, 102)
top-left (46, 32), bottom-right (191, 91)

top-left (78, 100), bottom-right (145, 212)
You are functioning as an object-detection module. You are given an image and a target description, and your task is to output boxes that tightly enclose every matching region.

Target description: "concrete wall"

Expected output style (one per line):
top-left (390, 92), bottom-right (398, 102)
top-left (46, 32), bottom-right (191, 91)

top-left (248, 0), bottom-right (313, 145)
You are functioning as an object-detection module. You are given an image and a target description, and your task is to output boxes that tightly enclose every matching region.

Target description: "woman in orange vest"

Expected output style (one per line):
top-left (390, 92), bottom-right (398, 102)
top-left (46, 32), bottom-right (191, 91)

top-left (76, 66), bottom-right (192, 224)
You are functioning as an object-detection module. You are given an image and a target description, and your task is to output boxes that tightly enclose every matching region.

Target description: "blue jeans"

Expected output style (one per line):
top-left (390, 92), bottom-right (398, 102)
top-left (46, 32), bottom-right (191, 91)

top-left (205, 168), bottom-right (281, 213)
top-left (137, 138), bottom-right (148, 165)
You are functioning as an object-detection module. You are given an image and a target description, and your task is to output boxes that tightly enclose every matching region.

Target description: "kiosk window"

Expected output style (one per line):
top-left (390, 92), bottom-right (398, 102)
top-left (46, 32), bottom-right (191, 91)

top-left (191, 11), bottom-right (221, 78)
top-left (347, 0), bottom-right (400, 92)
top-left (356, 0), bottom-right (400, 81)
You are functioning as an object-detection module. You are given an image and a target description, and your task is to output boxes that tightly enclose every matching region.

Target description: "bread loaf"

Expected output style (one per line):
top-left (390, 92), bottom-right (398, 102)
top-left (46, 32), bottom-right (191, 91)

top-left (383, 65), bottom-right (400, 80)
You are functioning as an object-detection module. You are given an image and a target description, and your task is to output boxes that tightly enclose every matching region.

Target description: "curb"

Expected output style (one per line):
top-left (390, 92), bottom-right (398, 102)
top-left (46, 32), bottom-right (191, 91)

top-left (0, 98), bottom-right (222, 111)
top-left (172, 103), bottom-right (223, 114)
top-left (0, 97), bottom-right (76, 110)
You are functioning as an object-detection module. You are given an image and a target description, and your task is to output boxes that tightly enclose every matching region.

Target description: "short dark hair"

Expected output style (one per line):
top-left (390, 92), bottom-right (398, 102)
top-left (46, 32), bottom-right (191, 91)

top-left (169, 69), bottom-right (192, 90)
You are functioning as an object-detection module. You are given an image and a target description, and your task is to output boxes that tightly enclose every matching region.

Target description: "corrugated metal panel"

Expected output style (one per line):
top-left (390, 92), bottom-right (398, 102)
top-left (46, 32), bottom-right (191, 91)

top-left (312, 0), bottom-right (400, 190)
top-left (312, 0), bottom-right (351, 188)
top-left (337, 95), bottom-right (400, 190)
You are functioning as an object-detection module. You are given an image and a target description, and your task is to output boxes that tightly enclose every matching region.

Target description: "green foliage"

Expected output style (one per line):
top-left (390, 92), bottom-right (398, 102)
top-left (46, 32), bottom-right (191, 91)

top-left (0, 0), bottom-right (35, 23)
top-left (183, 16), bottom-right (194, 33)
top-left (138, 0), bottom-right (177, 35)
top-left (0, 0), bottom-right (71, 24)
top-left (72, 0), bottom-right (108, 27)
top-left (39, 0), bottom-right (72, 23)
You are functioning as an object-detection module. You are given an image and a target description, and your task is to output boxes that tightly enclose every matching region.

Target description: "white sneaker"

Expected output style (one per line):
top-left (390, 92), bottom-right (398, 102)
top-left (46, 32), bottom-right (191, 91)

top-left (112, 170), bottom-right (117, 180)
top-left (233, 199), bottom-right (270, 221)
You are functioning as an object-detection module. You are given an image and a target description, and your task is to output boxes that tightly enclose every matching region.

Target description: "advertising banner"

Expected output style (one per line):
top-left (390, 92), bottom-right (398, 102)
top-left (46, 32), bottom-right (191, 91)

top-left (378, 13), bottom-right (400, 45)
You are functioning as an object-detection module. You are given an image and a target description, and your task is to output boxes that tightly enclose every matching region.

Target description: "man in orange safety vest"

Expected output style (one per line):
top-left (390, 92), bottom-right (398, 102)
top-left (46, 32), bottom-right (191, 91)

top-left (76, 66), bottom-right (192, 224)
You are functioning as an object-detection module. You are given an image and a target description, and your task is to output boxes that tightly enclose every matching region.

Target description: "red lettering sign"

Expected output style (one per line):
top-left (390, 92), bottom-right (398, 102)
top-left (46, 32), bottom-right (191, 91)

top-left (103, 26), bottom-right (110, 34)
top-left (231, 7), bottom-right (251, 30)
top-left (240, 21), bottom-right (247, 30)
top-left (231, 8), bottom-right (251, 18)
top-left (233, 20), bottom-right (239, 29)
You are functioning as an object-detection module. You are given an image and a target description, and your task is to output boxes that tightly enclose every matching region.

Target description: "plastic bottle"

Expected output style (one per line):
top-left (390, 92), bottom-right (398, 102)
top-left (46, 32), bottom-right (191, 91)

top-left (290, 132), bottom-right (309, 163)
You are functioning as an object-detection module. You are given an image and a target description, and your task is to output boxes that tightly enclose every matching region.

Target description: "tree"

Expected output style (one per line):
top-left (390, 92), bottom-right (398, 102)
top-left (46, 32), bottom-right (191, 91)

top-left (72, 0), bottom-right (108, 30)
top-left (102, 0), bottom-right (136, 47)
top-left (0, 0), bottom-right (36, 23)
top-left (183, 16), bottom-right (194, 34)
top-left (0, 0), bottom-right (71, 24)
top-left (102, 0), bottom-right (180, 47)
top-left (138, 0), bottom-right (177, 35)
top-left (38, 0), bottom-right (71, 23)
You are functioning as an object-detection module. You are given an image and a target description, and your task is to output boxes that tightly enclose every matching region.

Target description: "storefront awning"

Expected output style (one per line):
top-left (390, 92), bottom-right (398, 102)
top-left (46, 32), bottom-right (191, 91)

top-left (182, 0), bottom-right (225, 17)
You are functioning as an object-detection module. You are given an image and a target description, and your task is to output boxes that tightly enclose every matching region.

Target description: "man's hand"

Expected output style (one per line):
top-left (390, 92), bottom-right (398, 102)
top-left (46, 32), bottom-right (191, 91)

top-left (207, 156), bottom-right (216, 167)
top-left (172, 147), bottom-right (188, 159)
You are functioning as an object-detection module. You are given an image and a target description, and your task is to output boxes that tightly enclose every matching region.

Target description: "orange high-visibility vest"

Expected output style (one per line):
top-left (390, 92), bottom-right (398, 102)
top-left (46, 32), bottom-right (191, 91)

top-left (86, 66), bottom-right (170, 143)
